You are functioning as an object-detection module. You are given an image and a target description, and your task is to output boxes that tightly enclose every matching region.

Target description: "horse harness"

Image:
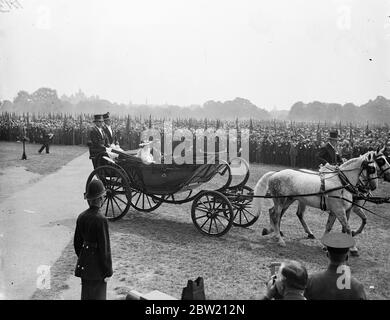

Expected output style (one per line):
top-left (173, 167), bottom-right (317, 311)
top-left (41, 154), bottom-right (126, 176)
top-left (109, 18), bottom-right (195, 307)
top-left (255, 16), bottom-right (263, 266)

top-left (319, 160), bottom-right (376, 212)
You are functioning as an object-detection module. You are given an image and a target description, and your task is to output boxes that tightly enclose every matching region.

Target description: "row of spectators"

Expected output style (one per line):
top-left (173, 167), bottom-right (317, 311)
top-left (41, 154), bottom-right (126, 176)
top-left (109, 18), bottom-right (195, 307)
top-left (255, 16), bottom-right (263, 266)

top-left (1, 113), bottom-right (389, 169)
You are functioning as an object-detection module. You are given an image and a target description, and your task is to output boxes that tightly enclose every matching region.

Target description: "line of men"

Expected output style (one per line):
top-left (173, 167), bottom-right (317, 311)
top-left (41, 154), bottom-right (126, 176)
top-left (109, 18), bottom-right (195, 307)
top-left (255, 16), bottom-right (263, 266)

top-left (88, 113), bottom-right (119, 168)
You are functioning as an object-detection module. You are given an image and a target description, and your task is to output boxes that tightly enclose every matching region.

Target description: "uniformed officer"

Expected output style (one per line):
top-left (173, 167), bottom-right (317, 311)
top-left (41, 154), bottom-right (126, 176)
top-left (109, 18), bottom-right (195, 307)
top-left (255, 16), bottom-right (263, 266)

top-left (304, 233), bottom-right (367, 300)
top-left (316, 129), bottom-right (343, 166)
top-left (74, 179), bottom-right (113, 300)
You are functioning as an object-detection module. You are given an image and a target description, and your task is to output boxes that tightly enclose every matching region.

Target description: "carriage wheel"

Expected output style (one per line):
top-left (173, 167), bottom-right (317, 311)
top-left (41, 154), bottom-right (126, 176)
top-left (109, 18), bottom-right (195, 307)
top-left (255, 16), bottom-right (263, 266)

top-left (129, 190), bottom-right (163, 212)
top-left (191, 190), bottom-right (234, 237)
top-left (231, 186), bottom-right (259, 228)
top-left (86, 165), bottom-right (131, 221)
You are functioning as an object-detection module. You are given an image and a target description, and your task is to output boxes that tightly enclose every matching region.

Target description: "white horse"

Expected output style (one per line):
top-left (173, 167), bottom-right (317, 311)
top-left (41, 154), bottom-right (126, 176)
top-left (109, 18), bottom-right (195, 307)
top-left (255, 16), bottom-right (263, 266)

top-left (323, 148), bottom-right (390, 255)
top-left (253, 152), bottom-right (379, 247)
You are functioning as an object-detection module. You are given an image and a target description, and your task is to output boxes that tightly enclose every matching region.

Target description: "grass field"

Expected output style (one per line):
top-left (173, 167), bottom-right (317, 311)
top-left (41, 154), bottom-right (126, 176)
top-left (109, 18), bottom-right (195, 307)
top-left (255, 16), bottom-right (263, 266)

top-left (30, 161), bottom-right (390, 300)
top-left (0, 141), bottom-right (88, 175)
top-left (0, 142), bottom-right (88, 202)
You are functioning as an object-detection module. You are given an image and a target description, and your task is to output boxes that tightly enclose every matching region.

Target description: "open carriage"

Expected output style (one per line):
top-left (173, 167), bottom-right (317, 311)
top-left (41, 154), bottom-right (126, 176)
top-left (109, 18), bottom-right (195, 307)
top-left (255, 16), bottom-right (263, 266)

top-left (86, 149), bottom-right (258, 236)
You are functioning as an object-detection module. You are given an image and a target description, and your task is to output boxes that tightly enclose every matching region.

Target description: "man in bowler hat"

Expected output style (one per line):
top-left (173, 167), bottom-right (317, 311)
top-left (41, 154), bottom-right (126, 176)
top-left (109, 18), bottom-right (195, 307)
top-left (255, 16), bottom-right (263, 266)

top-left (74, 179), bottom-right (113, 300)
top-left (317, 129), bottom-right (343, 166)
top-left (304, 233), bottom-right (366, 300)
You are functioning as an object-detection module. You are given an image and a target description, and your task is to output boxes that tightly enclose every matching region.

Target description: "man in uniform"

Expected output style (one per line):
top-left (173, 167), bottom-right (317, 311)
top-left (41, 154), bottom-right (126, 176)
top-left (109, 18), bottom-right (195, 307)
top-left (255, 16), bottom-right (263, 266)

top-left (316, 129), bottom-right (343, 166)
top-left (88, 114), bottom-right (109, 168)
top-left (102, 112), bottom-right (119, 146)
top-left (304, 233), bottom-right (367, 300)
top-left (74, 179), bottom-right (113, 300)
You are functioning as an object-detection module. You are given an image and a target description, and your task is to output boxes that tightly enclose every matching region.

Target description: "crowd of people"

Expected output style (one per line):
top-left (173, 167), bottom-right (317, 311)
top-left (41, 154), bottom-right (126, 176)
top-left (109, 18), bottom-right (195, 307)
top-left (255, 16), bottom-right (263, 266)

top-left (1, 112), bottom-right (389, 168)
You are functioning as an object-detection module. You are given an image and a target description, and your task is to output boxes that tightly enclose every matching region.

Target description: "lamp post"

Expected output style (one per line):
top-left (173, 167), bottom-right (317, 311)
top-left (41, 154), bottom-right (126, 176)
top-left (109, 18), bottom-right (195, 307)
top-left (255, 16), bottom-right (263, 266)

top-left (21, 126), bottom-right (29, 160)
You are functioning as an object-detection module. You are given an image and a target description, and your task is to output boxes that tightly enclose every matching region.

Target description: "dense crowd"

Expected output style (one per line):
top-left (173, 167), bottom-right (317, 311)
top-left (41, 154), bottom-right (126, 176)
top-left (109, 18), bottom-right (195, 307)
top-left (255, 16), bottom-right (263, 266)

top-left (1, 112), bottom-right (389, 169)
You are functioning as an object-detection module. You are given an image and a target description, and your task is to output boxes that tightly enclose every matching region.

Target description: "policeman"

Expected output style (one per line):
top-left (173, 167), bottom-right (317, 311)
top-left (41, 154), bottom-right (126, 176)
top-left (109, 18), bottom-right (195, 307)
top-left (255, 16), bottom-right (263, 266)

top-left (304, 233), bottom-right (367, 300)
top-left (74, 179), bottom-right (113, 300)
top-left (316, 129), bottom-right (343, 166)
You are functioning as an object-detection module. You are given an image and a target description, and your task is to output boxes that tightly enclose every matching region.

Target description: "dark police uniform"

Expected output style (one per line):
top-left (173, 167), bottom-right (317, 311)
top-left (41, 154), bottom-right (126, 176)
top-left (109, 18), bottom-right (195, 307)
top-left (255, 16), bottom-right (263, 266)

top-left (304, 233), bottom-right (367, 300)
top-left (74, 205), bottom-right (113, 300)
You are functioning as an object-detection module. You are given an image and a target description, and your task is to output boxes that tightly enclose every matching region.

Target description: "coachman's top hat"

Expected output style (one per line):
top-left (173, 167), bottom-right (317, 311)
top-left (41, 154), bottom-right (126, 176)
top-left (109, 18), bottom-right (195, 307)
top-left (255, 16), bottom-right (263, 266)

top-left (103, 112), bottom-right (110, 120)
top-left (329, 129), bottom-right (339, 141)
top-left (93, 114), bottom-right (104, 122)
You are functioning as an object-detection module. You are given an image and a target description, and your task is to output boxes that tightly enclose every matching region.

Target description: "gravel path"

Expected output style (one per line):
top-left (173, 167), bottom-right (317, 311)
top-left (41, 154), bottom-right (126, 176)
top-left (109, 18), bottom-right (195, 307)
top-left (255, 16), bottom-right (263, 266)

top-left (0, 152), bottom-right (91, 299)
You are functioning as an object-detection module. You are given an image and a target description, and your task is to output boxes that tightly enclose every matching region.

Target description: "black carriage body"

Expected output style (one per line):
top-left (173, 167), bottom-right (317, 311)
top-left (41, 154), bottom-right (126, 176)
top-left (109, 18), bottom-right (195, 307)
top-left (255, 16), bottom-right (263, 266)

top-left (85, 149), bottom-right (258, 236)
top-left (116, 154), bottom-right (229, 196)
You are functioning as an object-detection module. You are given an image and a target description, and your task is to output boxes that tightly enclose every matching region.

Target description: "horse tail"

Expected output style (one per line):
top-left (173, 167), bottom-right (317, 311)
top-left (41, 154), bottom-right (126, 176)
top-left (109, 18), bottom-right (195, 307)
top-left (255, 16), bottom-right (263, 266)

top-left (253, 171), bottom-right (276, 219)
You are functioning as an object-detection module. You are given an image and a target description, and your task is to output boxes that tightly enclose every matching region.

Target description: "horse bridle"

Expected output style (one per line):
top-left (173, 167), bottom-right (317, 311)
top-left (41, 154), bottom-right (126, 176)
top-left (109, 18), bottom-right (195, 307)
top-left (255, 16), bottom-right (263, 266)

top-left (337, 160), bottom-right (377, 195)
top-left (374, 154), bottom-right (390, 176)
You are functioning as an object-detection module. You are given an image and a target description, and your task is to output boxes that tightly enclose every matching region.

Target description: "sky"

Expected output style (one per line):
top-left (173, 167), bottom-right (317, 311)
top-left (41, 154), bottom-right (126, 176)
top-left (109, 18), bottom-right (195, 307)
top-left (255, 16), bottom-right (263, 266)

top-left (0, 0), bottom-right (389, 110)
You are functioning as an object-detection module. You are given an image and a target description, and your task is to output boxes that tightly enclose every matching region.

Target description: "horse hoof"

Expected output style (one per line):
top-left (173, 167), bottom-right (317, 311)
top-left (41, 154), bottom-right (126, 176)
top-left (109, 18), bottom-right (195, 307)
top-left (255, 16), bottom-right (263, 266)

top-left (262, 228), bottom-right (269, 236)
top-left (280, 231), bottom-right (284, 237)
top-left (307, 234), bottom-right (315, 239)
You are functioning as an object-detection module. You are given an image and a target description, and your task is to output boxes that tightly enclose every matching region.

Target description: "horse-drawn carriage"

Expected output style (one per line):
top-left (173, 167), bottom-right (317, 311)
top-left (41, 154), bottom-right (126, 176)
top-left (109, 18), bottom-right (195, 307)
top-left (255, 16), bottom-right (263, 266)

top-left (86, 149), bottom-right (257, 237)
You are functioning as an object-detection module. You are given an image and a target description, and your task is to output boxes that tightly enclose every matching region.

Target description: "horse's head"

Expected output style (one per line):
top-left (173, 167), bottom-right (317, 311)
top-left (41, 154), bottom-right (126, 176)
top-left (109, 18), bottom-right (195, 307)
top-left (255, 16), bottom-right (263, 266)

top-left (374, 146), bottom-right (390, 182)
top-left (361, 152), bottom-right (378, 191)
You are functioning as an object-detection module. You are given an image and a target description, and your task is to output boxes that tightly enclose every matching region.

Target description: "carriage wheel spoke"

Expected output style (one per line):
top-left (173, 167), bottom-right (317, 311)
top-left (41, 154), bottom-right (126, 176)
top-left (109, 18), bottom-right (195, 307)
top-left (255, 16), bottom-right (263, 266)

top-left (215, 215), bottom-right (227, 228)
top-left (110, 198), bottom-right (115, 217)
top-left (194, 213), bottom-right (208, 220)
top-left (146, 195), bottom-right (152, 208)
top-left (205, 195), bottom-right (212, 210)
top-left (200, 217), bottom-right (211, 230)
top-left (216, 210), bottom-right (230, 222)
top-left (198, 200), bottom-right (210, 211)
top-left (113, 194), bottom-right (127, 206)
top-left (242, 207), bottom-right (256, 219)
top-left (237, 209), bottom-right (249, 223)
top-left (208, 218), bottom-right (212, 234)
top-left (134, 192), bottom-right (142, 207)
top-left (215, 202), bottom-right (223, 210)
top-left (112, 176), bottom-right (121, 191)
top-left (195, 207), bottom-right (210, 214)
top-left (213, 218), bottom-right (219, 234)
top-left (105, 199), bottom-right (110, 216)
top-left (112, 196), bottom-right (122, 213)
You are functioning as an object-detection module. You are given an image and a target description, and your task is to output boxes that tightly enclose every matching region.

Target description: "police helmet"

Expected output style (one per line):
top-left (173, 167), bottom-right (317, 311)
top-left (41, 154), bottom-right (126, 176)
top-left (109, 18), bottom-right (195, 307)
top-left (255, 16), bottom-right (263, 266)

top-left (84, 179), bottom-right (106, 200)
